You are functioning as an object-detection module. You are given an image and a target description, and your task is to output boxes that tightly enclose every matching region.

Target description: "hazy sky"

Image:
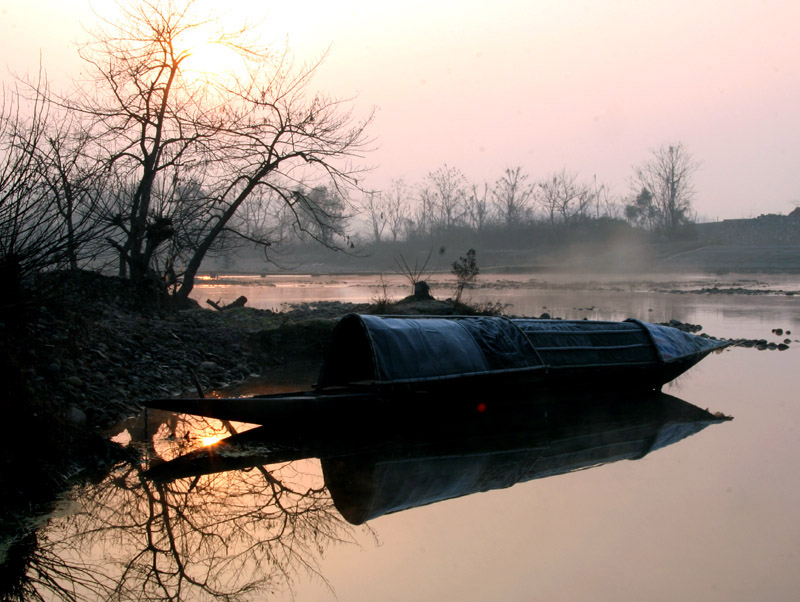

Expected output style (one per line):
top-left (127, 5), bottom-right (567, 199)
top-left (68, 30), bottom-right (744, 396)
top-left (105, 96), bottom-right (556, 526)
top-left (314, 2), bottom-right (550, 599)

top-left (2, 0), bottom-right (798, 220)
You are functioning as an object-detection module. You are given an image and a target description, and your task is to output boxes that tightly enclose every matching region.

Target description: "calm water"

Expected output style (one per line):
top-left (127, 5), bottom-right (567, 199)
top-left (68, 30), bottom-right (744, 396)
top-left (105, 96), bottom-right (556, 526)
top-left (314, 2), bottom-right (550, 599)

top-left (16, 274), bottom-right (800, 601)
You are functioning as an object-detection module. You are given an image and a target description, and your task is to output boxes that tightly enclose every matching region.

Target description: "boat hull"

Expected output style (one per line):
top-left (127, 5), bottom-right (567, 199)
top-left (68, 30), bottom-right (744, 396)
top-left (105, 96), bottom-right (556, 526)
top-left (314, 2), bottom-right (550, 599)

top-left (144, 315), bottom-right (728, 425)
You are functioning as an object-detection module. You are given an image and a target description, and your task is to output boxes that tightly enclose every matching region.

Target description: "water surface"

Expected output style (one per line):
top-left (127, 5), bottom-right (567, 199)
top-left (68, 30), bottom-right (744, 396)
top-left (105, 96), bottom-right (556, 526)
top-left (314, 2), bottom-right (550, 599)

top-left (16, 273), bottom-right (800, 601)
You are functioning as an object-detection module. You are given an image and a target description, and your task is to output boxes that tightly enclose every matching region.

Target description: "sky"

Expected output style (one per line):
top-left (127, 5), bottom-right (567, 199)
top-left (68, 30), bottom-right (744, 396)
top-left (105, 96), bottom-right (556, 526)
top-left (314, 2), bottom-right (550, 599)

top-left (2, 0), bottom-right (798, 221)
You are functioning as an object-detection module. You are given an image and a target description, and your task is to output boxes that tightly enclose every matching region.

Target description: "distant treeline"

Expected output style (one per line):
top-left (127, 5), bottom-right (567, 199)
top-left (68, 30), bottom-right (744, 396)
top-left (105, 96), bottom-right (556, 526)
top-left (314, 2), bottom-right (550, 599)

top-left (205, 214), bottom-right (672, 276)
top-left (356, 151), bottom-right (699, 248)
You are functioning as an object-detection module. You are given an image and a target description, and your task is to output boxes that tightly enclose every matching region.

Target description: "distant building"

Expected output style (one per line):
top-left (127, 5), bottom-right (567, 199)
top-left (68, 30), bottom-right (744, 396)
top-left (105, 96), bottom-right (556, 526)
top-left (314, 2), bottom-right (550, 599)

top-left (695, 210), bottom-right (800, 245)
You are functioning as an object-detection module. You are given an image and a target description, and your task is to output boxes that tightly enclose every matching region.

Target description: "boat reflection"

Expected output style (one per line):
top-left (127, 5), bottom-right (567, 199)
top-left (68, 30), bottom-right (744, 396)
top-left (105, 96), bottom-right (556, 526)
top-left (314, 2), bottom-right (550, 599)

top-left (147, 391), bottom-right (732, 524)
top-left (11, 391), bottom-right (729, 601)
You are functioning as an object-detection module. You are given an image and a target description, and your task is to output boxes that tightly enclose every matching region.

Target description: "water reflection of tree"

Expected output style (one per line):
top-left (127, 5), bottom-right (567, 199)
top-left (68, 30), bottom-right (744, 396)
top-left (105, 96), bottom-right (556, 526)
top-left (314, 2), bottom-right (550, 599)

top-left (17, 424), bottom-right (365, 601)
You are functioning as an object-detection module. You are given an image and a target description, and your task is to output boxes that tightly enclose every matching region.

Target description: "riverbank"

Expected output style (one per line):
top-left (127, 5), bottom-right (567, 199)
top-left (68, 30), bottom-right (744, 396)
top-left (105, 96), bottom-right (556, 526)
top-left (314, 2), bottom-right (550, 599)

top-left (0, 275), bottom-right (502, 543)
top-left (1, 270), bottom-right (795, 566)
top-left (6, 271), bottom-right (796, 435)
top-left (5, 272), bottom-right (793, 439)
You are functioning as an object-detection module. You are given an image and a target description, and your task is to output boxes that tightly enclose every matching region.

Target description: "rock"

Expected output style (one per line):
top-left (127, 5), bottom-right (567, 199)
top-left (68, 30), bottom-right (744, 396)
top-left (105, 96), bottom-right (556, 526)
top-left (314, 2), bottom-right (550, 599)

top-left (663, 319), bottom-right (702, 333)
top-left (772, 328), bottom-right (784, 336)
top-left (199, 361), bottom-right (221, 372)
top-left (66, 405), bottom-right (87, 425)
top-left (413, 281), bottom-right (433, 300)
top-left (64, 376), bottom-right (84, 388)
top-left (45, 362), bottom-right (61, 376)
top-left (539, 312), bottom-right (551, 319)
top-left (778, 344), bottom-right (790, 351)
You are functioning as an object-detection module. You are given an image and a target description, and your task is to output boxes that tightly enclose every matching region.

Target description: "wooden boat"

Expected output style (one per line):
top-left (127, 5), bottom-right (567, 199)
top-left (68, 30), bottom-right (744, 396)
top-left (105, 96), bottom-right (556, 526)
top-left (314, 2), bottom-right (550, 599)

top-left (144, 391), bottom-right (732, 524)
top-left (145, 314), bottom-right (729, 424)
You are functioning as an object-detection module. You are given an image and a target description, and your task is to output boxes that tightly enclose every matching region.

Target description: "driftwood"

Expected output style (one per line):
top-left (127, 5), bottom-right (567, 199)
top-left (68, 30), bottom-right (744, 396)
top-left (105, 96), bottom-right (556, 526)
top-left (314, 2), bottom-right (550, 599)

top-left (206, 296), bottom-right (248, 311)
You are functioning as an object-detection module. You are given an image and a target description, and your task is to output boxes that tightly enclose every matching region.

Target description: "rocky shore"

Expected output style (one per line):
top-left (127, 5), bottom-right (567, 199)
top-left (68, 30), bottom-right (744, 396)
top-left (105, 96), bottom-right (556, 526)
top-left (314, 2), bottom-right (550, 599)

top-left (3, 273), bottom-right (499, 438)
top-left (11, 288), bottom-right (795, 434)
top-left (12, 300), bottom-right (376, 433)
top-left (0, 282), bottom-right (374, 543)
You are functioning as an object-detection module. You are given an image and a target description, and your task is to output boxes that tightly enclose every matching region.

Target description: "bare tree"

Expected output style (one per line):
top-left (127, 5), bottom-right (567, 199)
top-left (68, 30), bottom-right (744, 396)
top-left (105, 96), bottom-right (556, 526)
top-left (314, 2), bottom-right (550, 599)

top-left (361, 191), bottom-right (387, 242)
top-left (1, 83), bottom-right (54, 291)
top-left (384, 178), bottom-right (410, 242)
top-left (360, 179), bottom-right (412, 243)
top-left (594, 179), bottom-right (621, 219)
top-left (289, 184), bottom-right (350, 248)
top-left (492, 166), bottom-right (534, 227)
top-left (536, 169), bottom-right (595, 225)
top-left (424, 164), bottom-right (468, 231)
top-left (465, 182), bottom-right (492, 232)
top-left (630, 142), bottom-right (699, 236)
top-left (58, 0), bottom-right (371, 303)
top-left (144, 174), bottom-right (215, 289)
top-left (1, 76), bottom-right (104, 306)
top-left (39, 124), bottom-right (107, 271)
top-left (413, 186), bottom-right (436, 238)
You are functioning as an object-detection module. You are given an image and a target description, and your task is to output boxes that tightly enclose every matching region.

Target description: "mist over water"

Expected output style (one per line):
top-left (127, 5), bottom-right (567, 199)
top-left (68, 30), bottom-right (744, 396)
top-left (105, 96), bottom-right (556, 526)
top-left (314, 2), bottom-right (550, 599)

top-left (193, 271), bottom-right (800, 338)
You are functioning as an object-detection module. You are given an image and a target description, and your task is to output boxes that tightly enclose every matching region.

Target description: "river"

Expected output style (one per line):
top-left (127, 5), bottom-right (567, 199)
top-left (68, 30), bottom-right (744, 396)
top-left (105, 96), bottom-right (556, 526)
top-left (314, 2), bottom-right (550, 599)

top-left (13, 272), bottom-right (800, 601)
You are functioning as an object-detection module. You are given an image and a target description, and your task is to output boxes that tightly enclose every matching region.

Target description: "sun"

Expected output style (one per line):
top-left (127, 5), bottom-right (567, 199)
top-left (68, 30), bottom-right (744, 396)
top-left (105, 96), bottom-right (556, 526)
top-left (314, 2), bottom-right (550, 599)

top-left (200, 434), bottom-right (224, 446)
top-left (178, 29), bottom-right (246, 85)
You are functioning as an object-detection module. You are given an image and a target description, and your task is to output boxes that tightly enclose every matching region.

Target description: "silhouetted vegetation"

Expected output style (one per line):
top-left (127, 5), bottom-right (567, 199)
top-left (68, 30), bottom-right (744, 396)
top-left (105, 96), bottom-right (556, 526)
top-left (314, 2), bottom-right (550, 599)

top-left (625, 143), bottom-right (699, 238)
top-left (1, 2), bottom-right (703, 310)
top-left (452, 249), bottom-right (479, 303)
top-left (2, 0), bottom-right (372, 311)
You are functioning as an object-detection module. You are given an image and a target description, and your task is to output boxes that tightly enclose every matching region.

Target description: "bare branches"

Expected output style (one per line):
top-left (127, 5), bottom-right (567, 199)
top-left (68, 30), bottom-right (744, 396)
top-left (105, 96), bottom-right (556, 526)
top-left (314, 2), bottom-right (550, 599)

top-left (24, 457), bottom-right (354, 600)
top-left (360, 191), bottom-right (387, 243)
top-left (44, 0), bottom-right (373, 301)
top-left (629, 142), bottom-right (699, 237)
top-left (465, 182), bottom-right (492, 232)
top-left (393, 248), bottom-right (433, 293)
top-left (1, 72), bottom-right (106, 304)
top-left (493, 166), bottom-right (533, 227)
top-left (536, 169), bottom-right (595, 226)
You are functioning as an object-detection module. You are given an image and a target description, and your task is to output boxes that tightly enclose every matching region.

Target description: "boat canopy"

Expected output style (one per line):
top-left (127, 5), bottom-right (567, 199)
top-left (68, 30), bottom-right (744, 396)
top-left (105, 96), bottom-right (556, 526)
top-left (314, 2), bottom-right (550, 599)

top-left (317, 314), bottom-right (721, 388)
top-left (318, 314), bottom-right (542, 387)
